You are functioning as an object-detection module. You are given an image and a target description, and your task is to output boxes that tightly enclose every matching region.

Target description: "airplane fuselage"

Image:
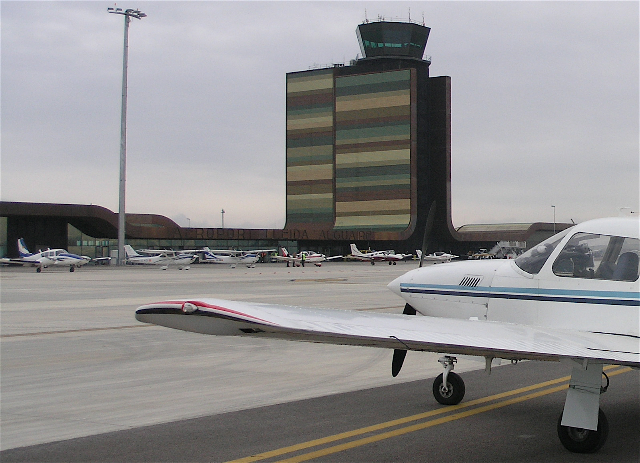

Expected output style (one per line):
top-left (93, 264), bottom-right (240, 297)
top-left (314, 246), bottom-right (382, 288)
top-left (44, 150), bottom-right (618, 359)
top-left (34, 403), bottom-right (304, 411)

top-left (389, 217), bottom-right (639, 338)
top-left (15, 243), bottom-right (90, 271)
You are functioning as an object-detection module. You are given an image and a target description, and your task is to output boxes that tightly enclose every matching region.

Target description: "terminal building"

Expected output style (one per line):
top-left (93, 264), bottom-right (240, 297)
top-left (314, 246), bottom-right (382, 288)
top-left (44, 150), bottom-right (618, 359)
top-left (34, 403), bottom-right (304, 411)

top-left (0, 19), bottom-right (566, 260)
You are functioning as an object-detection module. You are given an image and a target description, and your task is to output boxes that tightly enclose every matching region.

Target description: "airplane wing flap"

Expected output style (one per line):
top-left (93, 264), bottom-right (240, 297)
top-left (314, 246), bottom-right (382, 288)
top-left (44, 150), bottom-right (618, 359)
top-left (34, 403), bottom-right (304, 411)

top-left (135, 299), bottom-right (640, 367)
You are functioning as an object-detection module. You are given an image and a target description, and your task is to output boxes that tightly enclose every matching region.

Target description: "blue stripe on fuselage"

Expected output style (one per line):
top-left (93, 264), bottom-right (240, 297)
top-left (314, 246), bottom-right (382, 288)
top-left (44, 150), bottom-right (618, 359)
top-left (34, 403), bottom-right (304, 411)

top-left (399, 283), bottom-right (640, 307)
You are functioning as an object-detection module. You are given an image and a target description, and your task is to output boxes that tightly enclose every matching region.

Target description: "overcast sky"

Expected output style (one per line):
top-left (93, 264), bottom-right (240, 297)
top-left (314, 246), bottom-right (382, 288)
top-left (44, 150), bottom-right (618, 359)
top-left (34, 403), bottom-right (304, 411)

top-left (2, 1), bottom-right (638, 229)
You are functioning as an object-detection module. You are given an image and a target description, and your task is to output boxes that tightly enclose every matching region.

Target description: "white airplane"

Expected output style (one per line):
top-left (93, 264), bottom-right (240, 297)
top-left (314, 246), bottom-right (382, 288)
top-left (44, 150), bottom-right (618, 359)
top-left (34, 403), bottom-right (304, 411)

top-left (200, 249), bottom-right (275, 268)
top-left (1, 238), bottom-right (90, 272)
top-left (416, 249), bottom-right (458, 263)
top-left (136, 216), bottom-right (639, 453)
top-left (275, 248), bottom-right (342, 267)
top-left (124, 245), bottom-right (196, 269)
top-left (350, 244), bottom-right (412, 265)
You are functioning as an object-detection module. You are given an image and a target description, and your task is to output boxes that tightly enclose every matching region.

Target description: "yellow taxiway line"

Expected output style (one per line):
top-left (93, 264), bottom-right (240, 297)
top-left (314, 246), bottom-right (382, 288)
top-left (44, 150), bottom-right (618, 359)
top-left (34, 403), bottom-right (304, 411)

top-left (227, 365), bottom-right (631, 463)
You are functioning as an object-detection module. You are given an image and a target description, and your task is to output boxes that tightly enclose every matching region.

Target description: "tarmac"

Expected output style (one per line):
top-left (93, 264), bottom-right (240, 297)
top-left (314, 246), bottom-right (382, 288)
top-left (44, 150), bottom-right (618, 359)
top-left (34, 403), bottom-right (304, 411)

top-left (1, 262), bottom-right (638, 461)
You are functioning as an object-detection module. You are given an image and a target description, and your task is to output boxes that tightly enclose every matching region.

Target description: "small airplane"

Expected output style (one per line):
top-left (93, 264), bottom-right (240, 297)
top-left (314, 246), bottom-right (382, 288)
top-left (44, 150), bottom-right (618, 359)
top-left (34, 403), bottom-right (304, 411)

top-left (124, 245), bottom-right (196, 269)
top-left (350, 244), bottom-right (412, 265)
top-left (200, 248), bottom-right (275, 268)
top-left (136, 216), bottom-right (639, 453)
top-left (416, 249), bottom-right (458, 263)
top-left (1, 238), bottom-right (90, 272)
top-left (469, 248), bottom-right (494, 260)
top-left (275, 248), bottom-right (343, 267)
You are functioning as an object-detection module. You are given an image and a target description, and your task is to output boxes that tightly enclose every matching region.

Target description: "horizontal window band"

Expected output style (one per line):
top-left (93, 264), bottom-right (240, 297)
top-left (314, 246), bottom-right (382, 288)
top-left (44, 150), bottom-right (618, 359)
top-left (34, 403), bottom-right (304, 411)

top-left (336, 198), bottom-right (410, 213)
top-left (335, 93), bottom-right (410, 112)
top-left (336, 164), bottom-right (410, 178)
top-left (287, 93), bottom-right (334, 108)
top-left (336, 189), bottom-right (410, 202)
top-left (287, 157), bottom-right (334, 167)
top-left (336, 117), bottom-right (411, 131)
top-left (336, 139), bottom-right (410, 153)
top-left (335, 79), bottom-right (410, 97)
top-left (336, 70), bottom-right (411, 88)
top-left (287, 136), bottom-right (334, 148)
top-left (335, 105), bottom-right (410, 122)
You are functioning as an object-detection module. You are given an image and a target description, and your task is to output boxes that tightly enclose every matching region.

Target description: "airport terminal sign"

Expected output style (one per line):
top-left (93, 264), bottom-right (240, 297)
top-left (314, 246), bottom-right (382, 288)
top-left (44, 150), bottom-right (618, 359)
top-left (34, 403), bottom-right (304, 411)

top-left (188, 227), bottom-right (378, 242)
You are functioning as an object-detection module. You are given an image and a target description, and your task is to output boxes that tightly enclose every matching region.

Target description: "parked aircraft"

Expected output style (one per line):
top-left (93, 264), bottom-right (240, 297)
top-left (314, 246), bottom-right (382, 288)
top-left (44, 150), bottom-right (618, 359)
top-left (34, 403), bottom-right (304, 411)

top-left (275, 248), bottom-right (342, 267)
top-left (416, 249), bottom-right (458, 263)
top-left (136, 217), bottom-right (639, 453)
top-left (200, 249), bottom-right (275, 268)
top-left (1, 238), bottom-right (90, 272)
top-left (350, 244), bottom-right (412, 265)
top-left (124, 245), bottom-right (196, 269)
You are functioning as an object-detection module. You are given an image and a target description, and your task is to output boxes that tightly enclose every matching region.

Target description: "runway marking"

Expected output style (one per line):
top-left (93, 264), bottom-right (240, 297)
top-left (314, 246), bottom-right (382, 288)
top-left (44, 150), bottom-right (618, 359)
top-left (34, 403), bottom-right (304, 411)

top-left (0, 324), bottom-right (153, 338)
top-left (227, 366), bottom-right (631, 463)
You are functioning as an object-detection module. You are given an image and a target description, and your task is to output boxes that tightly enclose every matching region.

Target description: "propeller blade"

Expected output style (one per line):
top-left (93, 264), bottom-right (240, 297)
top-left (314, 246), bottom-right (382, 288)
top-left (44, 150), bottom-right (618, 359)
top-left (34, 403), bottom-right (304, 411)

top-left (402, 303), bottom-right (417, 315)
top-left (419, 201), bottom-right (436, 267)
top-left (392, 304), bottom-right (417, 376)
top-left (392, 349), bottom-right (407, 377)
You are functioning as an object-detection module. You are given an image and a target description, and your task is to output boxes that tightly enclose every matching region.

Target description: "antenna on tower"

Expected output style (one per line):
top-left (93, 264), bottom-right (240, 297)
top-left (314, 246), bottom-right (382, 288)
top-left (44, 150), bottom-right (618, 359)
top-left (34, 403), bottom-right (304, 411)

top-left (422, 12), bottom-right (425, 26)
top-left (408, 8), bottom-right (411, 22)
top-left (364, 9), bottom-right (368, 23)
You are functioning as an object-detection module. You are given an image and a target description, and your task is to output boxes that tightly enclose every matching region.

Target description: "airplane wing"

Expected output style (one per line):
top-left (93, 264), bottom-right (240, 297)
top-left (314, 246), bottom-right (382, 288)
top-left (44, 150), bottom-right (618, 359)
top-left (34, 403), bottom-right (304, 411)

top-left (249, 249), bottom-right (277, 254)
top-left (1, 257), bottom-right (47, 266)
top-left (136, 299), bottom-right (640, 367)
top-left (0, 258), bottom-right (36, 266)
top-left (273, 255), bottom-right (299, 262)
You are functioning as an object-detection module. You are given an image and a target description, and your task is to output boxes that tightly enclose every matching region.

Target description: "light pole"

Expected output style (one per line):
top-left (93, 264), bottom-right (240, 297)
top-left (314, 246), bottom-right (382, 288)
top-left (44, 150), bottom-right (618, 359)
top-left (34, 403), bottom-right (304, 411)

top-left (552, 205), bottom-right (556, 234)
top-left (108, 7), bottom-right (146, 265)
top-left (221, 209), bottom-right (225, 229)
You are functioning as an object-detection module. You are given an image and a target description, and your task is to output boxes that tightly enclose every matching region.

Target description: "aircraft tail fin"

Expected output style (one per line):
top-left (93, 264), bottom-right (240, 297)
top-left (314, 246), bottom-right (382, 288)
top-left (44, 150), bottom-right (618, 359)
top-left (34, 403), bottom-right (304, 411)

top-left (280, 247), bottom-right (289, 257)
top-left (350, 244), bottom-right (362, 256)
top-left (18, 238), bottom-right (32, 257)
top-left (416, 250), bottom-right (422, 259)
top-left (124, 245), bottom-right (140, 258)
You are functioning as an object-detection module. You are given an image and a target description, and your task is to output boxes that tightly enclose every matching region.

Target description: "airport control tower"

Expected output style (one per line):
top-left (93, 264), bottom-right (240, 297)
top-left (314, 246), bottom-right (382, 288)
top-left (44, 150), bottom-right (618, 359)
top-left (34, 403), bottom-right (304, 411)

top-left (285, 19), bottom-right (455, 252)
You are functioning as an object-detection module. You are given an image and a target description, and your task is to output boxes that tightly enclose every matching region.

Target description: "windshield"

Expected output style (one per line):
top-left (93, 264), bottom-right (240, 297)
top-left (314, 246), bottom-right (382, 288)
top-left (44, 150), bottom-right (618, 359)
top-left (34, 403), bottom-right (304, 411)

top-left (514, 228), bottom-right (572, 275)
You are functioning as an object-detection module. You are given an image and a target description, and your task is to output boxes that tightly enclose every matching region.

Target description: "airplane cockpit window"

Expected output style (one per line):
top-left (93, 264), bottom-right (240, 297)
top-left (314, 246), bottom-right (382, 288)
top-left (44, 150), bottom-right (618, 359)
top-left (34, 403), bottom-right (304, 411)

top-left (552, 233), bottom-right (639, 282)
top-left (514, 230), bottom-right (570, 275)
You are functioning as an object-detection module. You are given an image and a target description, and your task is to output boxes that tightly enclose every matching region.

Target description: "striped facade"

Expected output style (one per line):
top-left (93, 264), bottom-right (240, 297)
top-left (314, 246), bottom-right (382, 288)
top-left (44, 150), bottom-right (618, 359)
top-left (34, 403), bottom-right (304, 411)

top-left (333, 70), bottom-right (414, 231)
top-left (286, 69), bottom-right (335, 225)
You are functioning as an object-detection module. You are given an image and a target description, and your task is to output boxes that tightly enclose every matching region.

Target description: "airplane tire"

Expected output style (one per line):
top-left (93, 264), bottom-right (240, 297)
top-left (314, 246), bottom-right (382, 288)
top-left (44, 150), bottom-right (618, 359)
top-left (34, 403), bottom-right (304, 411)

top-left (70, 266), bottom-right (75, 272)
top-left (433, 372), bottom-right (465, 405)
top-left (36, 267), bottom-right (42, 273)
top-left (557, 409), bottom-right (608, 453)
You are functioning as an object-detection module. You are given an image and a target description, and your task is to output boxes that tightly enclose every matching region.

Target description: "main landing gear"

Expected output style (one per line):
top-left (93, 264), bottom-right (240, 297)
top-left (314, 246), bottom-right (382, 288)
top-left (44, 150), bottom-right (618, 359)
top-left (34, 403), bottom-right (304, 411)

top-left (427, 356), bottom-right (610, 453)
top-left (432, 356), bottom-right (465, 405)
top-left (557, 408), bottom-right (609, 453)
top-left (555, 363), bottom-right (610, 453)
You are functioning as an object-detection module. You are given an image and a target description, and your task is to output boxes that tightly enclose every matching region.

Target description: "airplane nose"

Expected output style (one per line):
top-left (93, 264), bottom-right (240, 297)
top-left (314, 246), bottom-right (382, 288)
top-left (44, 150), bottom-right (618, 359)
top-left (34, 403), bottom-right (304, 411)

top-left (387, 275), bottom-right (403, 296)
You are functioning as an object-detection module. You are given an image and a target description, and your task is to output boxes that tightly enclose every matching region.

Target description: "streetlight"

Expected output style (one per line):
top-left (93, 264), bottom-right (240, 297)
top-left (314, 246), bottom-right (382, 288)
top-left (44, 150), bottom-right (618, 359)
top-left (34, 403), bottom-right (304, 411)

top-left (186, 217), bottom-right (191, 228)
top-left (221, 209), bottom-right (225, 228)
top-left (108, 7), bottom-right (146, 265)
top-left (551, 205), bottom-right (556, 234)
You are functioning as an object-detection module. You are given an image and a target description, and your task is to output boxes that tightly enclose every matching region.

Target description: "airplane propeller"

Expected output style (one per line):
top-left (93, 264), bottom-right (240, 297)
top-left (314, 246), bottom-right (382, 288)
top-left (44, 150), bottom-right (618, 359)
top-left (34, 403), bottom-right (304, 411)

top-left (391, 303), bottom-right (417, 377)
top-left (392, 201), bottom-right (436, 377)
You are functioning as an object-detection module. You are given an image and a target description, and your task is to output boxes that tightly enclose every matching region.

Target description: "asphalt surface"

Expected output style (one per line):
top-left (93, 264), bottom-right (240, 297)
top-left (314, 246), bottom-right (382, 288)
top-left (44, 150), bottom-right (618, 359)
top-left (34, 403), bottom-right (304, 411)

top-left (1, 262), bottom-right (638, 462)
